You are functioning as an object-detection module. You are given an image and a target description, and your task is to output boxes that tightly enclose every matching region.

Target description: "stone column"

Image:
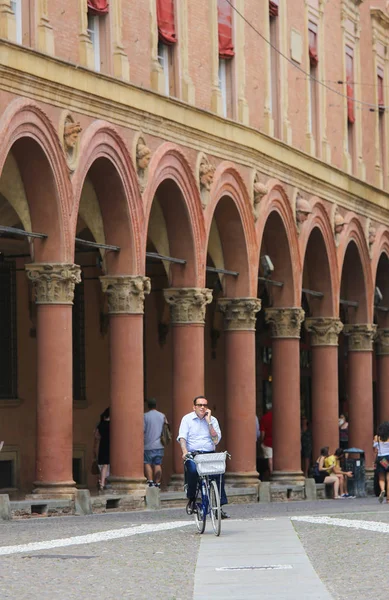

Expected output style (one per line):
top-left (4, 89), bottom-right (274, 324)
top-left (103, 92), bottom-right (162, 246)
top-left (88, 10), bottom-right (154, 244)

top-left (344, 324), bottom-right (376, 467)
top-left (164, 288), bottom-right (212, 484)
top-left (305, 317), bottom-right (343, 460)
top-left (376, 329), bottom-right (389, 423)
top-left (265, 308), bottom-right (305, 483)
top-left (25, 263), bottom-right (81, 497)
top-left (218, 298), bottom-right (261, 485)
top-left (100, 275), bottom-right (150, 491)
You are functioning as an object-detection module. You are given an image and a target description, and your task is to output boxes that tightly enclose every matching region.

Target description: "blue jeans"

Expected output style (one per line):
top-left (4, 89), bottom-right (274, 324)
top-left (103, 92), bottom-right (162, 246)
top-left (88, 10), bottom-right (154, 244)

top-left (184, 458), bottom-right (228, 505)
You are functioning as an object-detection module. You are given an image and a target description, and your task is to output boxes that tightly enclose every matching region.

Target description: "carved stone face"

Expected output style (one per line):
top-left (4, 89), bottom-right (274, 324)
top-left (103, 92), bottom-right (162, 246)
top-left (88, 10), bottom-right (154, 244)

top-left (64, 122), bottom-right (82, 150)
top-left (369, 227), bottom-right (376, 246)
top-left (136, 140), bottom-right (151, 172)
top-left (138, 152), bottom-right (151, 171)
top-left (295, 196), bottom-right (311, 225)
top-left (296, 210), bottom-right (310, 224)
top-left (200, 170), bottom-right (214, 191)
top-left (334, 213), bottom-right (345, 235)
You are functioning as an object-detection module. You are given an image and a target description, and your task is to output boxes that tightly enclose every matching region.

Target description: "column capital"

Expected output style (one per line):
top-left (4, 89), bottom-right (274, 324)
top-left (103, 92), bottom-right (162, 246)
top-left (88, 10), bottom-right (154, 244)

top-left (265, 307), bottom-right (305, 339)
top-left (343, 323), bottom-right (377, 352)
top-left (218, 297), bottom-right (261, 331)
top-left (376, 328), bottom-right (389, 356)
top-left (25, 263), bottom-right (81, 305)
top-left (305, 317), bottom-right (343, 346)
top-left (164, 288), bottom-right (212, 324)
top-left (100, 275), bottom-right (151, 315)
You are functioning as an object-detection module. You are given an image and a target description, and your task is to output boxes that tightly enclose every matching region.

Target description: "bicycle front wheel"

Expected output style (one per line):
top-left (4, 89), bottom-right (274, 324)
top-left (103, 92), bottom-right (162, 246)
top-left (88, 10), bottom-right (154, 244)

top-left (194, 495), bottom-right (206, 534)
top-left (209, 479), bottom-right (221, 536)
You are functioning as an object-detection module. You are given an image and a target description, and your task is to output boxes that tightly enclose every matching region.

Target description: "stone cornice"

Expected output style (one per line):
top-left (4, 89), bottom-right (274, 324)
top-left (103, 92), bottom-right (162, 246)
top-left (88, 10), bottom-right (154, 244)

top-left (2, 42), bottom-right (389, 226)
top-left (218, 298), bottom-right (261, 331)
top-left (164, 288), bottom-right (212, 324)
top-left (376, 328), bottom-right (389, 356)
top-left (26, 263), bottom-right (81, 305)
top-left (343, 323), bottom-right (377, 352)
top-left (265, 308), bottom-right (305, 339)
top-left (100, 275), bottom-right (151, 314)
top-left (305, 317), bottom-right (343, 346)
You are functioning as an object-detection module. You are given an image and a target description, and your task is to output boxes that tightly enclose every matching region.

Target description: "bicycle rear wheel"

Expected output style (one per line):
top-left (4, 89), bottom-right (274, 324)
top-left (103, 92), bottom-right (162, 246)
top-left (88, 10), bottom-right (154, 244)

top-left (194, 492), bottom-right (206, 534)
top-left (209, 479), bottom-right (221, 536)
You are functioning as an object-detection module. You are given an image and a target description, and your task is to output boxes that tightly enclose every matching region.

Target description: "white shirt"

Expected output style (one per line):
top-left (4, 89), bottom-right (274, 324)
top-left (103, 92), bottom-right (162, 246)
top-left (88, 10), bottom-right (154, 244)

top-left (177, 412), bottom-right (222, 452)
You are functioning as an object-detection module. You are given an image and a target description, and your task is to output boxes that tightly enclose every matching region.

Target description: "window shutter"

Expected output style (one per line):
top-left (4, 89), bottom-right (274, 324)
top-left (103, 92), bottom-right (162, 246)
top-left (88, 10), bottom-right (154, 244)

top-left (269, 0), bottom-right (279, 17)
top-left (218, 0), bottom-right (234, 59)
top-left (346, 47), bottom-right (355, 124)
top-left (378, 68), bottom-right (384, 111)
top-left (157, 0), bottom-right (177, 45)
top-left (308, 24), bottom-right (318, 67)
top-left (87, 0), bottom-right (109, 15)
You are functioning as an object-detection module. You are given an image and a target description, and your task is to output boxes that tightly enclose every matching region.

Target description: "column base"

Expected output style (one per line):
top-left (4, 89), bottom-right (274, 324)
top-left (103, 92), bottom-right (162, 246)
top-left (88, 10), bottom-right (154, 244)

top-left (225, 472), bottom-right (259, 487)
top-left (108, 477), bottom-right (146, 492)
top-left (168, 473), bottom-right (185, 492)
top-left (271, 470), bottom-right (305, 485)
top-left (30, 481), bottom-right (77, 499)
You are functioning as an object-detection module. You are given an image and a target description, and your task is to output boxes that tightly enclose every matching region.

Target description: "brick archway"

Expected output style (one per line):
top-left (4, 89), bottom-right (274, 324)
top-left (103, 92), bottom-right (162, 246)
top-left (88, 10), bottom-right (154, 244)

top-left (72, 120), bottom-right (144, 274)
top-left (0, 98), bottom-right (71, 261)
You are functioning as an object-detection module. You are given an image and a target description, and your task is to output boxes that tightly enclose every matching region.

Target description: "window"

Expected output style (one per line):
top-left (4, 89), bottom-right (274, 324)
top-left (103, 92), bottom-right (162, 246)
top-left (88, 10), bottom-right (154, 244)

top-left (346, 45), bottom-right (356, 172)
top-left (87, 13), bottom-right (101, 71)
top-left (0, 261), bottom-right (17, 399)
top-left (0, 447), bottom-right (18, 490)
top-left (308, 21), bottom-right (319, 154)
top-left (156, 0), bottom-right (177, 97)
top-left (218, 0), bottom-right (234, 118)
top-left (73, 276), bottom-right (86, 402)
top-left (378, 66), bottom-right (386, 180)
top-left (269, 0), bottom-right (280, 138)
top-left (10, 0), bottom-right (22, 44)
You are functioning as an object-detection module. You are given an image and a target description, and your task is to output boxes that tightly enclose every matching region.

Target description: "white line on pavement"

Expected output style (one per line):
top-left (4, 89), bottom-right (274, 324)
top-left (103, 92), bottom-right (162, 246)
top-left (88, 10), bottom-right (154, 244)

top-left (0, 521), bottom-right (193, 557)
top-left (292, 515), bottom-right (389, 533)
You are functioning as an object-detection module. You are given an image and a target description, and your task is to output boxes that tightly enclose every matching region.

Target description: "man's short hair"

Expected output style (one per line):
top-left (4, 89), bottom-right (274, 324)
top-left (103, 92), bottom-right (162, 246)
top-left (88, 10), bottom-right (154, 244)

top-left (147, 398), bottom-right (157, 409)
top-left (193, 396), bottom-right (207, 405)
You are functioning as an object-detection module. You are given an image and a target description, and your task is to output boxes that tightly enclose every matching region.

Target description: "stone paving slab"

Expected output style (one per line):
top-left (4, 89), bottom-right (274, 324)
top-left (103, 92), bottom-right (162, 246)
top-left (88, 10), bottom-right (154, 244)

top-left (193, 518), bottom-right (334, 600)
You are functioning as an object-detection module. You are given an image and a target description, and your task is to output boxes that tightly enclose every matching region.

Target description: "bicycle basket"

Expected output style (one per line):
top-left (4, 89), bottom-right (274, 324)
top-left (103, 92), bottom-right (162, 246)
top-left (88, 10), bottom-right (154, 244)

top-left (194, 452), bottom-right (227, 476)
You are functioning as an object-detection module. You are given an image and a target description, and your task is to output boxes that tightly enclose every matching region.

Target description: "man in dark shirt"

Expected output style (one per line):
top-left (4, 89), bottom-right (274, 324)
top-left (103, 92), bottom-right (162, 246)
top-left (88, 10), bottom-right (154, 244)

top-left (260, 408), bottom-right (273, 475)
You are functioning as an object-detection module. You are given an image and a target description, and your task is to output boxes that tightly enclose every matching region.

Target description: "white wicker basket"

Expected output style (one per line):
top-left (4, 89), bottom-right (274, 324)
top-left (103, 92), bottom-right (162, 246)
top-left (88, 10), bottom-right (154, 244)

top-left (194, 452), bottom-right (227, 476)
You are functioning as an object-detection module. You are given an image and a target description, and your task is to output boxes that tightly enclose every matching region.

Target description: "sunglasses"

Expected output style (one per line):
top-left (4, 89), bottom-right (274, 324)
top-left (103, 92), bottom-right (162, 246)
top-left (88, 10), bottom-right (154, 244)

top-left (195, 403), bottom-right (208, 408)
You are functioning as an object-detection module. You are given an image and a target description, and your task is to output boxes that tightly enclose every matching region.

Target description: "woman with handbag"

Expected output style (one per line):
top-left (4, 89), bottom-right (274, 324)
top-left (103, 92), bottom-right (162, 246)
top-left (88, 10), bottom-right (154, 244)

top-left (94, 407), bottom-right (110, 492)
top-left (373, 421), bottom-right (389, 504)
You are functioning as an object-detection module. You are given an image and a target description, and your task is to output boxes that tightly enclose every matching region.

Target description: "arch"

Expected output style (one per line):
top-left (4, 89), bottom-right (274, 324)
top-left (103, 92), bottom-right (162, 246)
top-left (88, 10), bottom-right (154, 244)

top-left (337, 214), bottom-right (373, 322)
top-left (299, 199), bottom-right (339, 316)
top-left (371, 226), bottom-right (389, 283)
top-left (0, 98), bottom-right (72, 261)
top-left (205, 162), bottom-right (257, 297)
top-left (143, 142), bottom-right (204, 286)
top-left (72, 121), bottom-right (144, 274)
top-left (256, 179), bottom-right (301, 306)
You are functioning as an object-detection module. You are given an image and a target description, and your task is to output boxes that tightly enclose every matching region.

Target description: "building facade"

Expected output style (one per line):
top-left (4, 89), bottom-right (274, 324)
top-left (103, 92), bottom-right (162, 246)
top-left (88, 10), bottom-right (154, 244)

top-left (1, 0), bottom-right (389, 497)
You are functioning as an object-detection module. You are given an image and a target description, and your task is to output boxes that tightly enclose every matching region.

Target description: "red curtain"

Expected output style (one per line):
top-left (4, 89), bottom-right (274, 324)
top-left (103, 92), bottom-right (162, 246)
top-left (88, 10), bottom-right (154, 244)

top-left (347, 79), bottom-right (355, 124)
top-left (269, 0), bottom-right (279, 17)
top-left (308, 27), bottom-right (318, 67)
top-left (218, 0), bottom-right (234, 59)
top-left (87, 0), bottom-right (109, 15)
top-left (157, 0), bottom-right (177, 45)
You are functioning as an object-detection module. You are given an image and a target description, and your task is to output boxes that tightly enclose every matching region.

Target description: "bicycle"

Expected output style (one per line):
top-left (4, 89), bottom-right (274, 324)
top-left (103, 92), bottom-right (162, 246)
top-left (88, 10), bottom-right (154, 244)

top-left (184, 451), bottom-right (230, 536)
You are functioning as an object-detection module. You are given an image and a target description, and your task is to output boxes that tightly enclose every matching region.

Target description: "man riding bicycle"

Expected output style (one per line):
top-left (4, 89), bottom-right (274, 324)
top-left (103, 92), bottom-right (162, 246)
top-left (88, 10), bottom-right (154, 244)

top-left (177, 396), bottom-right (229, 519)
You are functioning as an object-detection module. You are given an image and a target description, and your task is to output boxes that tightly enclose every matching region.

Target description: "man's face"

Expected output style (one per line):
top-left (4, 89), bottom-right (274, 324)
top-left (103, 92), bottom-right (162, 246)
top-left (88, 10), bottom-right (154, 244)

top-left (193, 398), bottom-right (208, 419)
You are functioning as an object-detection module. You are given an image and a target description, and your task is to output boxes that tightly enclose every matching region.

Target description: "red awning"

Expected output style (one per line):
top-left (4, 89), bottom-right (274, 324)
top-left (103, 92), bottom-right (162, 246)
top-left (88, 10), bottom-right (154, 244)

top-left (87, 0), bottom-right (109, 15)
top-left (269, 0), bottom-right (279, 17)
top-left (157, 0), bottom-right (177, 45)
top-left (347, 79), bottom-right (355, 124)
top-left (218, 0), bottom-right (234, 59)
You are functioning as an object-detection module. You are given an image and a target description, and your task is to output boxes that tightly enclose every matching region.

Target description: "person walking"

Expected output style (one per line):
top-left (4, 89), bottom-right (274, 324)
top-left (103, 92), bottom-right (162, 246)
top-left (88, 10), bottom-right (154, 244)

top-left (374, 421), bottom-right (389, 504)
top-left (177, 395), bottom-right (229, 519)
top-left (94, 407), bottom-right (110, 491)
top-left (144, 398), bottom-right (167, 488)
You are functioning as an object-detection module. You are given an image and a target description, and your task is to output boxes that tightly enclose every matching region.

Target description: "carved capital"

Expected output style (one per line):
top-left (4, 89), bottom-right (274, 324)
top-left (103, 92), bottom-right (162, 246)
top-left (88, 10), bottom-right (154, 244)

top-left (265, 308), bottom-right (305, 339)
top-left (376, 328), bottom-right (389, 355)
top-left (164, 288), bottom-right (212, 324)
top-left (305, 317), bottom-right (343, 346)
top-left (25, 263), bottom-right (81, 305)
top-left (343, 323), bottom-right (377, 352)
top-left (218, 298), bottom-right (261, 331)
top-left (100, 276), bottom-right (151, 315)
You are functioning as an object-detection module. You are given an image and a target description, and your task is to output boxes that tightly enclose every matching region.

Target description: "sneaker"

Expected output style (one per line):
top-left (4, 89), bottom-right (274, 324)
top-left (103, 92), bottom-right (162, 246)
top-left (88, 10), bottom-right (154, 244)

top-left (147, 480), bottom-right (154, 487)
top-left (379, 490), bottom-right (385, 504)
top-left (220, 509), bottom-right (230, 519)
top-left (341, 494), bottom-right (350, 498)
top-left (154, 483), bottom-right (161, 489)
top-left (186, 498), bottom-right (196, 515)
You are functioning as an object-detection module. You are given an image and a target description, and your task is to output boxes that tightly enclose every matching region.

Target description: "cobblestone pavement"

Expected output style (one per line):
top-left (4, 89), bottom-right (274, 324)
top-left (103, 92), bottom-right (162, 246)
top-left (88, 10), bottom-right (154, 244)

top-left (0, 497), bottom-right (388, 599)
